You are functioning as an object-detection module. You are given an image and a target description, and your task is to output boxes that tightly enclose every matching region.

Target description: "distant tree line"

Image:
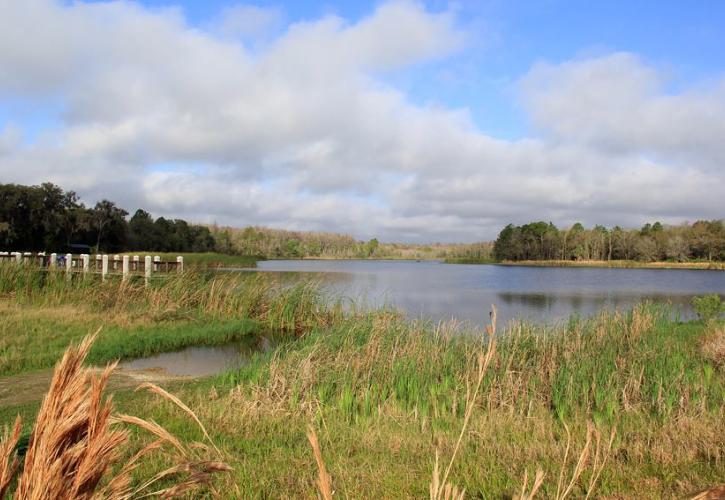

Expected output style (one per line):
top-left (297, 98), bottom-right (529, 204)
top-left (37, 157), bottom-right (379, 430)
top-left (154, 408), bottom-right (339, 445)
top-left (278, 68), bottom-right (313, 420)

top-left (0, 182), bottom-right (214, 253)
top-left (493, 220), bottom-right (725, 262)
top-left (209, 225), bottom-right (494, 260)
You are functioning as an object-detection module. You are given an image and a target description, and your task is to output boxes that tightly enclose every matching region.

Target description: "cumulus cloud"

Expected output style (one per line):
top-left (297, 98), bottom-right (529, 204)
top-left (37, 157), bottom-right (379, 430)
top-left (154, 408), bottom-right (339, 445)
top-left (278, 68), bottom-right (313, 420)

top-left (521, 52), bottom-right (725, 167)
top-left (0, 0), bottom-right (722, 241)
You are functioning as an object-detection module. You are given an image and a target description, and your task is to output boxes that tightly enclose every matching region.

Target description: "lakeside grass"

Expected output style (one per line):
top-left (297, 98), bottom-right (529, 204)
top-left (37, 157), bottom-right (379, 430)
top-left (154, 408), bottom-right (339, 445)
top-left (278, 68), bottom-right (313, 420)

top-left (121, 251), bottom-right (259, 268)
top-left (1, 261), bottom-right (724, 497)
top-left (443, 257), bottom-right (497, 264)
top-left (101, 309), bottom-right (724, 497)
top-left (0, 263), bottom-right (339, 377)
top-left (497, 259), bottom-right (725, 270)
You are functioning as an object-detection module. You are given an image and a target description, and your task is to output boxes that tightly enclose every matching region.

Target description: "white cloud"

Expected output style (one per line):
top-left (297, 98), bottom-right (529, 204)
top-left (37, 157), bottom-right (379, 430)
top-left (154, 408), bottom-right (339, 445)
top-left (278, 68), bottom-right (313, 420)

top-left (520, 52), bottom-right (725, 167)
top-left (0, 1), bottom-right (722, 242)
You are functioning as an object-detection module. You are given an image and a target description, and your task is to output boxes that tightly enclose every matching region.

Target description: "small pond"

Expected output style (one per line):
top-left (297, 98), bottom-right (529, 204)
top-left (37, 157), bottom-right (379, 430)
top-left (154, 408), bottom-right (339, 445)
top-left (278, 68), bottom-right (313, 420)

top-left (118, 337), bottom-right (274, 377)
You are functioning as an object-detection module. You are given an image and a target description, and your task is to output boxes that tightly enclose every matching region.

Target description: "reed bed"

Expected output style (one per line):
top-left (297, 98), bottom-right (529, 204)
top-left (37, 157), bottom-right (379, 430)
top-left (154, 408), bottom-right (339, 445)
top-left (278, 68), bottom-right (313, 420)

top-left (210, 304), bottom-right (724, 497)
top-left (0, 263), bottom-right (344, 376)
top-left (0, 263), bottom-right (337, 333)
top-left (1, 261), bottom-right (724, 497)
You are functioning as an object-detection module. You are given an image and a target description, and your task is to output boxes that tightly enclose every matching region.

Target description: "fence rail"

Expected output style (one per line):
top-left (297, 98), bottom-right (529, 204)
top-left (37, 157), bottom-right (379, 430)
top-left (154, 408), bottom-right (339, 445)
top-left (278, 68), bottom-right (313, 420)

top-left (0, 251), bottom-right (183, 282)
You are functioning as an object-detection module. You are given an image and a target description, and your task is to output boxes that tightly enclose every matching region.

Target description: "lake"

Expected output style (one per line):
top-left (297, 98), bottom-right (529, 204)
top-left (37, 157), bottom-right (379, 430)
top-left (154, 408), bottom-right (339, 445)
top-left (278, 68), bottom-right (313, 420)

top-left (249, 260), bottom-right (724, 327)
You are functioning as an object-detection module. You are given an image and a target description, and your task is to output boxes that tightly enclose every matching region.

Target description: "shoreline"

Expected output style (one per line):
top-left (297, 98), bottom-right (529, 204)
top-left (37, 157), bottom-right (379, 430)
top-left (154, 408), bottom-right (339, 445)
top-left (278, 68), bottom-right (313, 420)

top-left (496, 259), bottom-right (725, 270)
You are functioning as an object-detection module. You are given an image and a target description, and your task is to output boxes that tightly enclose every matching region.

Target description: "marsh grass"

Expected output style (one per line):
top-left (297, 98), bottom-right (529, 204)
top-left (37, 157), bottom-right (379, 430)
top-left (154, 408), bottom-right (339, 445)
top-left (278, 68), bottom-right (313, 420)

top-left (0, 263), bottom-right (342, 376)
top-left (209, 304), bottom-right (724, 497)
top-left (1, 261), bottom-right (724, 497)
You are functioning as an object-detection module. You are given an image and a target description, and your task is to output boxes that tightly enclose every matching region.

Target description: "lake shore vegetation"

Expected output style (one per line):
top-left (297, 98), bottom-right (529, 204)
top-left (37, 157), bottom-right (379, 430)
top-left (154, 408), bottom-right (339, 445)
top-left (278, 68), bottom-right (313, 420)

top-left (1, 261), bottom-right (723, 497)
top-left (493, 220), bottom-right (724, 264)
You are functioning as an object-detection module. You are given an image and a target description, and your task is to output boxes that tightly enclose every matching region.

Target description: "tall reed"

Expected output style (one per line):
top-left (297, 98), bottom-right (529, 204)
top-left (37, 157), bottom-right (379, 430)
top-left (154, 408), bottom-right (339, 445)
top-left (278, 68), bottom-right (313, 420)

top-left (0, 333), bottom-right (231, 498)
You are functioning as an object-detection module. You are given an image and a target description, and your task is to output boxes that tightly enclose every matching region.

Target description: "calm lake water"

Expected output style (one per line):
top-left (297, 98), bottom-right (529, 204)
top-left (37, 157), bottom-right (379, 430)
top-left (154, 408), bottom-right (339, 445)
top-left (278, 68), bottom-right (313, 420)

top-left (251, 260), bottom-right (725, 327)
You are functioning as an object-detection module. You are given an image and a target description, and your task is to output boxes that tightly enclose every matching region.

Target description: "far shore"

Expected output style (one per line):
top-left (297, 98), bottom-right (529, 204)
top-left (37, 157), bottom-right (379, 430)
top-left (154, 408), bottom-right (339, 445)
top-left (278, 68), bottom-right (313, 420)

top-left (496, 259), bottom-right (725, 270)
top-left (272, 256), bottom-right (725, 270)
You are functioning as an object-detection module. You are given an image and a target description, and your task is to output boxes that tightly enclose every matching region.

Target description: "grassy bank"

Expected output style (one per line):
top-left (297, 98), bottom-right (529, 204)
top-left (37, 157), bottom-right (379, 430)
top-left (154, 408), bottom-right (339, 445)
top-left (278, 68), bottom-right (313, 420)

top-left (443, 257), bottom-right (497, 264)
top-left (1, 262), bottom-right (723, 497)
top-left (122, 251), bottom-right (259, 268)
top-left (0, 262), bottom-right (338, 377)
top-left (498, 259), bottom-right (725, 270)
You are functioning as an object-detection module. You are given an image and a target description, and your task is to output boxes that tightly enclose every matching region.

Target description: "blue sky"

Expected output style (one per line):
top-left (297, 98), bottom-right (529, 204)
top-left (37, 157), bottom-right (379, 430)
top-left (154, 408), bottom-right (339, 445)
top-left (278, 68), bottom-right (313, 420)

top-left (115, 0), bottom-right (725, 138)
top-left (1, 1), bottom-right (724, 241)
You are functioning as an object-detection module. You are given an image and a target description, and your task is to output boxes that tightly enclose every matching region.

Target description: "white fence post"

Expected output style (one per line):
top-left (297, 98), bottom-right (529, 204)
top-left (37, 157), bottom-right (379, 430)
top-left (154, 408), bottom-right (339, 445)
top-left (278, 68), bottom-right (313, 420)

top-left (65, 253), bottom-right (72, 275)
top-left (144, 255), bottom-right (152, 285)
top-left (122, 255), bottom-right (130, 281)
top-left (133, 255), bottom-right (139, 271)
top-left (50, 253), bottom-right (57, 268)
top-left (153, 256), bottom-right (160, 272)
top-left (101, 255), bottom-right (109, 281)
top-left (15, 252), bottom-right (22, 263)
top-left (82, 254), bottom-right (90, 273)
top-left (177, 256), bottom-right (184, 272)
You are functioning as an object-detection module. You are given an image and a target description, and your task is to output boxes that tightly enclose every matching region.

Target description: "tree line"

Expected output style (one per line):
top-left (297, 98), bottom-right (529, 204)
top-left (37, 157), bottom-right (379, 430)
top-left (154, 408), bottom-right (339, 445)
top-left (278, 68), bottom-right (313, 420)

top-left (209, 225), bottom-right (494, 260)
top-left (0, 182), bottom-right (214, 253)
top-left (6, 182), bottom-right (720, 263)
top-left (493, 220), bottom-right (725, 262)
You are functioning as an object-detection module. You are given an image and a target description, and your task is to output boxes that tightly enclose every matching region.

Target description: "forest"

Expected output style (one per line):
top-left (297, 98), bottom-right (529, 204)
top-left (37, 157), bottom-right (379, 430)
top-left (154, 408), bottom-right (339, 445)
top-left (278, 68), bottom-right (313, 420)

top-left (493, 220), bottom-right (725, 262)
top-left (0, 182), bottom-right (492, 259)
top-left (0, 182), bottom-right (215, 253)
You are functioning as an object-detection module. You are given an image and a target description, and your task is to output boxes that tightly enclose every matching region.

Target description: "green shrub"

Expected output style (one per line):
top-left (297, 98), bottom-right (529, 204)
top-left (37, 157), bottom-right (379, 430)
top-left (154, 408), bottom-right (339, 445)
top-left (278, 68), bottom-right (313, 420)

top-left (692, 294), bottom-right (725, 322)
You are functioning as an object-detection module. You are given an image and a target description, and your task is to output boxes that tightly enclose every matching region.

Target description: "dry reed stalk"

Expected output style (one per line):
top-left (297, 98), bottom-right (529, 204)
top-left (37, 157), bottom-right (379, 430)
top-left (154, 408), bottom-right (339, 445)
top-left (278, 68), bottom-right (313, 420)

top-left (0, 416), bottom-right (22, 498)
top-left (430, 305), bottom-right (498, 500)
top-left (0, 331), bottom-right (230, 499)
top-left (585, 425), bottom-right (617, 500)
top-left (516, 468), bottom-right (545, 500)
top-left (554, 422), bottom-right (616, 500)
top-left (430, 452), bottom-right (464, 500)
top-left (307, 426), bottom-right (333, 500)
top-left (135, 382), bottom-right (222, 455)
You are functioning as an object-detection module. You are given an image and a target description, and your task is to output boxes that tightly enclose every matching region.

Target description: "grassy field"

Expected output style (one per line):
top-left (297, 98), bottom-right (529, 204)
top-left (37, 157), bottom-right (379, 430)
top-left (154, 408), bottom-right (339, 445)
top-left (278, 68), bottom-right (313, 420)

top-left (498, 259), bottom-right (725, 270)
top-left (0, 262), bottom-right (723, 497)
top-left (121, 251), bottom-right (259, 268)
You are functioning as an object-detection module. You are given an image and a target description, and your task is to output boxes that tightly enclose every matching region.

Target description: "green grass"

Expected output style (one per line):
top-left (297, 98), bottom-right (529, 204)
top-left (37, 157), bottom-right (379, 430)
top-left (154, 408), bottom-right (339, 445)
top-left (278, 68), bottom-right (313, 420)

top-left (442, 257), bottom-right (497, 264)
top-left (121, 251), bottom-right (259, 268)
top-left (1, 261), bottom-right (724, 497)
top-left (0, 303), bottom-right (257, 376)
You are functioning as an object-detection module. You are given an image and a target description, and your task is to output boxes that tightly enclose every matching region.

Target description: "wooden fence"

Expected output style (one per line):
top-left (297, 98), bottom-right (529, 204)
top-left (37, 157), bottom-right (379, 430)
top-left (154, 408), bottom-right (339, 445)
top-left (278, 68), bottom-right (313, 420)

top-left (0, 251), bottom-right (183, 281)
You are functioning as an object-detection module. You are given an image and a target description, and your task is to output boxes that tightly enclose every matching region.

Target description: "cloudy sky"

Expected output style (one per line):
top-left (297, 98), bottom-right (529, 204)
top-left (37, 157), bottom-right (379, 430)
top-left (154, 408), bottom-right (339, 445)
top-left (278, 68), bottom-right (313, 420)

top-left (0, 0), bottom-right (723, 242)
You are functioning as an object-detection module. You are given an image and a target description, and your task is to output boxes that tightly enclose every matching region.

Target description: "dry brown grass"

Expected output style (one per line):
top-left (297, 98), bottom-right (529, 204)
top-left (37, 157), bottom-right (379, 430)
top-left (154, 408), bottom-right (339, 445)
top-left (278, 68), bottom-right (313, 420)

top-left (0, 416), bottom-right (21, 498)
top-left (0, 332), bottom-right (231, 499)
top-left (701, 326), bottom-right (725, 368)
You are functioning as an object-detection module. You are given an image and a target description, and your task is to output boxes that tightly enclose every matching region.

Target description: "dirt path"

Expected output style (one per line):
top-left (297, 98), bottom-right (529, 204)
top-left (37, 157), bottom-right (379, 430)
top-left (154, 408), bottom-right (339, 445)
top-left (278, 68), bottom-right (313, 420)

top-left (0, 367), bottom-right (190, 408)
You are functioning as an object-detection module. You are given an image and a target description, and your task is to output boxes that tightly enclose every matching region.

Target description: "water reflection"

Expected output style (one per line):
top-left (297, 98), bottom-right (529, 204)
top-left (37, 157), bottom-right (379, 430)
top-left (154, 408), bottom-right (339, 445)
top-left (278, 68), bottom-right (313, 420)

top-left (239, 260), bottom-right (724, 326)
